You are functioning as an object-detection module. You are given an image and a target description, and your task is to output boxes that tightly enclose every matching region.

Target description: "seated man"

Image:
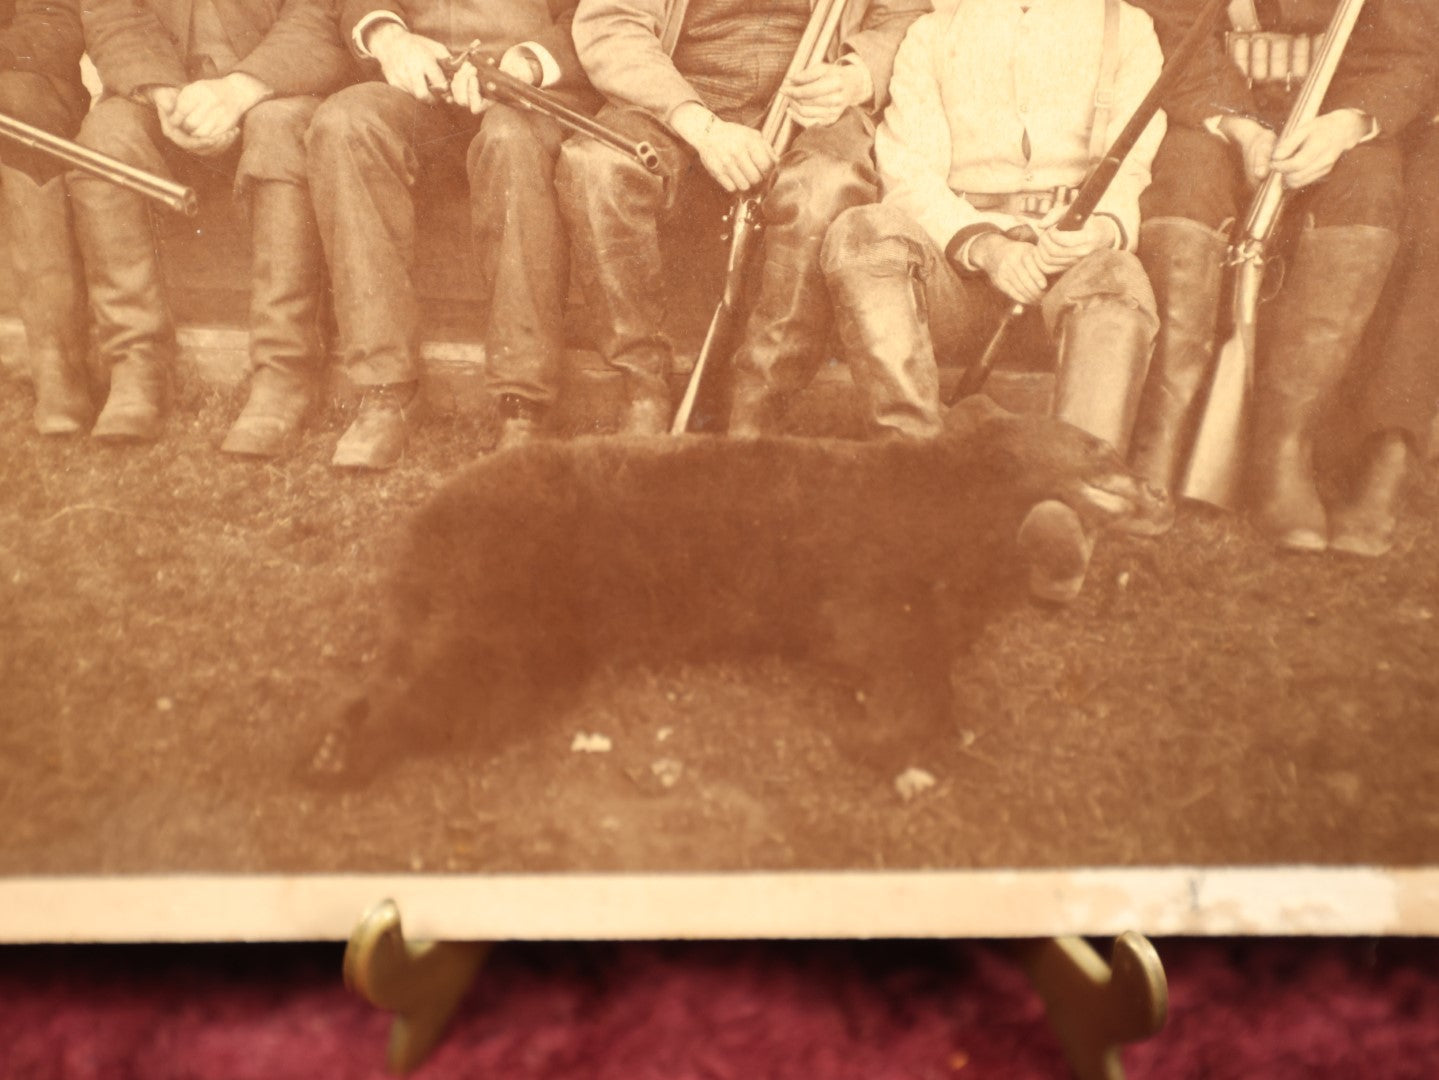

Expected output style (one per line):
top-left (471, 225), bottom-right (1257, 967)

top-left (821, 0), bottom-right (1164, 449)
top-left (0, 0), bottom-right (90, 435)
top-left (1130, 0), bottom-right (1434, 552)
top-left (555, 0), bottom-right (927, 441)
top-left (71, 0), bottom-right (352, 444)
top-left (304, 0), bottom-right (587, 469)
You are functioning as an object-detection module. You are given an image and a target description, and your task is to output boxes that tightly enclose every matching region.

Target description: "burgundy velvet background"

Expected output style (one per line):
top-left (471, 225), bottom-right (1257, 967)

top-left (2, 938), bottom-right (1437, 1078)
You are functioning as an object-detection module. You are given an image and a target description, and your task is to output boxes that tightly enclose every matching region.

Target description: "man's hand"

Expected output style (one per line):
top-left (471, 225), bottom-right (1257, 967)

top-left (672, 102), bottom-right (775, 193)
top-left (169, 73), bottom-right (270, 140)
top-left (367, 21), bottom-right (451, 103)
top-left (151, 85), bottom-right (239, 156)
top-left (1269, 109), bottom-right (1371, 189)
top-left (1217, 114), bottom-right (1277, 185)
top-left (970, 233), bottom-right (1048, 305)
top-left (782, 60), bottom-right (869, 129)
top-left (1033, 214), bottom-right (1119, 274)
top-left (449, 46), bottom-right (539, 114)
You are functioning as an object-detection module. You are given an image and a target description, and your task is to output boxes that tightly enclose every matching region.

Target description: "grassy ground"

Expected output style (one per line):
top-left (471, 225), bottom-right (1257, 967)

top-left (1, 373), bottom-right (1437, 876)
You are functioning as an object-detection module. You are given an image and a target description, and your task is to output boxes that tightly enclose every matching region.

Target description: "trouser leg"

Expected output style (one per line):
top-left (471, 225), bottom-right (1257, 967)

top-left (821, 203), bottom-right (1001, 439)
top-left (307, 83), bottom-right (450, 468)
top-left (557, 106), bottom-right (698, 432)
top-left (1042, 250), bottom-right (1159, 456)
top-left (69, 96), bottom-right (176, 442)
top-left (728, 109), bottom-right (878, 435)
top-left (224, 97), bottom-right (327, 457)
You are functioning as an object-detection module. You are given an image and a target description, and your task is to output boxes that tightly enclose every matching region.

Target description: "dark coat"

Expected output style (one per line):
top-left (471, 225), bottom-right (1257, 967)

top-left (0, 0), bottom-right (87, 116)
top-left (82, 0), bottom-right (353, 100)
top-left (338, 0), bottom-right (586, 93)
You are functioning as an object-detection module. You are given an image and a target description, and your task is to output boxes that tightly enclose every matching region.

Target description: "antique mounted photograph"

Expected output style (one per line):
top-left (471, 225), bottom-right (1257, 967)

top-left (1, 0), bottom-right (1437, 947)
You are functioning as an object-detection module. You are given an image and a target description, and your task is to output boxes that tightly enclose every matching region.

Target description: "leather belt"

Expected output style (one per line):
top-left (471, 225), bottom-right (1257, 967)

top-left (1225, 31), bottom-right (1325, 86)
top-left (964, 188), bottom-right (1076, 218)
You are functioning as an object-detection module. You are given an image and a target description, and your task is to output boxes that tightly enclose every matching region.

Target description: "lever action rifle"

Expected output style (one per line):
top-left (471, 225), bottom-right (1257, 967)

top-left (442, 46), bottom-right (661, 173)
top-left (1180, 0), bottom-right (1370, 509)
top-left (669, 0), bottom-right (851, 434)
top-left (0, 111), bottom-right (197, 216)
top-left (945, 0), bottom-right (1231, 405)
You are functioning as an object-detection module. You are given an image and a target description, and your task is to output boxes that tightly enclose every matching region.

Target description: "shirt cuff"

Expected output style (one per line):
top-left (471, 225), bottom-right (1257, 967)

top-left (1094, 212), bottom-right (1126, 251)
top-left (507, 42), bottom-right (560, 89)
top-left (1336, 108), bottom-right (1381, 143)
top-left (838, 53), bottom-right (874, 108)
top-left (946, 224), bottom-right (1003, 273)
top-left (353, 11), bottom-right (405, 59)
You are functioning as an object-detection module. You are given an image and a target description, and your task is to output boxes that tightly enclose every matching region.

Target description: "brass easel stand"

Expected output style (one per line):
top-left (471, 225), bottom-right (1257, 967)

top-left (343, 900), bottom-right (492, 1074)
top-left (345, 902), bottom-right (1167, 1078)
top-left (1014, 932), bottom-right (1169, 1080)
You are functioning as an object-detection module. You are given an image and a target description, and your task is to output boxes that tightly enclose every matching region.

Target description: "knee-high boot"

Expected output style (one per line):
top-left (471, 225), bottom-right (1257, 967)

top-left (1127, 217), bottom-right (1227, 493)
top-left (72, 166), bottom-right (174, 442)
top-left (1248, 225), bottom-right (1398, 551)
top-left (222, 179), bottom-right (327, 457)
top-left (1051, 297), bottom-right (1153, 456)
top-left (2, 164), bottom-right (92, 434)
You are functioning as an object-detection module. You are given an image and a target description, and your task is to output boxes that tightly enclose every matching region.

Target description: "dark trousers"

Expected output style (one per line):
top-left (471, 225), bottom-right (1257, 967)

top-left (70, 94), bottom-right (318, 371)
top-left (305, 84), bottom-right (568, 396)
top-left (0, 70), bottom-right (84, 182)
top-left (555, 104), bottom-right (877, 395)
top-left (1141, 124), bottom-right (1404, 231)
top-left (1350, 121), bottom-right (1439, 454)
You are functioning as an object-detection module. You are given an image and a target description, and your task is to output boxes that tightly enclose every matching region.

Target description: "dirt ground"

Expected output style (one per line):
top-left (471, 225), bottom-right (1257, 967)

top-left (1, 373), bottom-right (1437, 876)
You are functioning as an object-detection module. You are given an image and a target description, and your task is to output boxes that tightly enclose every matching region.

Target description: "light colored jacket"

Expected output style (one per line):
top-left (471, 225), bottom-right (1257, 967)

top-left (877, 0), bottom-right (1165, 253)
top-left (572, 0), bottom-right (930, 121)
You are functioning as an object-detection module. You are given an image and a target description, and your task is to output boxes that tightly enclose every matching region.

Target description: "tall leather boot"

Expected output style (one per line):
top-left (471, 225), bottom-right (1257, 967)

top-left (222, 180), bottom-right (327, 458)
top-left (71, 165), bottom-right (174, 442)
top-left (1127, 217), bottom-right (1227, 495)
top-left (827, 252), bottom-right (943, 439)
top-left (1327, 429), bottom-right (1410, 557)
top-left (1, 164), bottom-right (92, 434)
top-left (1248, 225), bottom-right (1399, 551)
top-left (1051, 296), bottom-right (1153, 455)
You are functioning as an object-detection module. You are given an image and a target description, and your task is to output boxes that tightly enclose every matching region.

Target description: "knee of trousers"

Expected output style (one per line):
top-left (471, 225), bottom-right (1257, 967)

top-left (764, 144), bottom-right (876, 239)
top-left (73, 97), bottom-right (163, 165)
top-left (556, 130), bottom-right (660, 232)
top-left (466, 104), bottom-right (560, 184)
top-left (1049, 250), bottom-right (1159, 335)
top-left (1140, 127), bottom-right (1241, 230)
top-left (237, 96), bottom-right (319, 187)
top-left (305, 88), bottom-right (416, 183)
top-left (1300, 142), bottom-right (1405, 230)
top-left (820, 204), bottom-right (925, 286)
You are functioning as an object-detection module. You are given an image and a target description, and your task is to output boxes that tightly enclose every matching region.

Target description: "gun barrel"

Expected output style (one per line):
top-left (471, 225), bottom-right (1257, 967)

top-left (0, 112), bottom-right (197, 216)
top-left (474, 65), bottom-right (662, 173)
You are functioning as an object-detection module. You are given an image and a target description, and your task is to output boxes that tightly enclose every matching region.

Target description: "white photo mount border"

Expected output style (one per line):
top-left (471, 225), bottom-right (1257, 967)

top-left (2, 866), bottom-right (1437, 943)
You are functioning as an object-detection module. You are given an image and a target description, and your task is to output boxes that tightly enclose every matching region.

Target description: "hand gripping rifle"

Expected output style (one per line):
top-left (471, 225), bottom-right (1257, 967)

top-left (442, 46), bottom-right (661, 174)
top-left (944, 0), bottom-right (1231, 406)
top-left (0, 111), bottom-right (197, 216)
top-left (1180, 0), bottom-right (1370, 509)
top-left (669, 0), bottom-right (851, 434)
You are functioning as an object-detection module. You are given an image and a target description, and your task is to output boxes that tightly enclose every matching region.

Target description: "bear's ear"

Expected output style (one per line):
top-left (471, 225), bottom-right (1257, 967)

top-left (942, 394), bottom-right (1009, 438)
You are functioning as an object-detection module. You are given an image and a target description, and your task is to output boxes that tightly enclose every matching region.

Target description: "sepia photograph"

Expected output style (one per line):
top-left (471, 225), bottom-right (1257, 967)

top-left (0, 0), bottom-right (1437, 963)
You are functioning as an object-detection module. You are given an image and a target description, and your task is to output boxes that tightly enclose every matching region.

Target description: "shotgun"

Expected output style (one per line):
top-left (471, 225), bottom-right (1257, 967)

top-left (945, 0), bottom-right (1230, 405)
top-left (669, 0), bottom-right (851, 434)
top-left (442, 47), bottom-right (661, 174)
top-left (1180, 0), bottom-right (1371, 509)
top-left (0, 111), bottom-right (197, 216)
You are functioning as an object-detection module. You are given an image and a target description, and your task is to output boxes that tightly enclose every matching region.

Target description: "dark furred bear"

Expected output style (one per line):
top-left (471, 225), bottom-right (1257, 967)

top-left (310, 397), bottom-right (1171, 786)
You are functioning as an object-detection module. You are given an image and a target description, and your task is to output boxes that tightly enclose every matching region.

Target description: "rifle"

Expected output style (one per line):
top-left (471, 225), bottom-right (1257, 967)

top-left (944, 0), bottom-right (1230, 405)
top-left (0, 111), bottom-right (197, 216)
top-left (442, 47), bottom-right (661, 174)
top-left (669, 0), bottom-right (851, 435)
top-left (1180, 0), bottom-right (1370, 509)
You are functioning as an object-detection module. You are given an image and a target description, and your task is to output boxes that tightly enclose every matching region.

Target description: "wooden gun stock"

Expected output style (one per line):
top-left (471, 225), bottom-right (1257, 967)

top-left (1180, 0), bottom-right (1371, 509)
top-left (0, 112), bottom-right (196, 216)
